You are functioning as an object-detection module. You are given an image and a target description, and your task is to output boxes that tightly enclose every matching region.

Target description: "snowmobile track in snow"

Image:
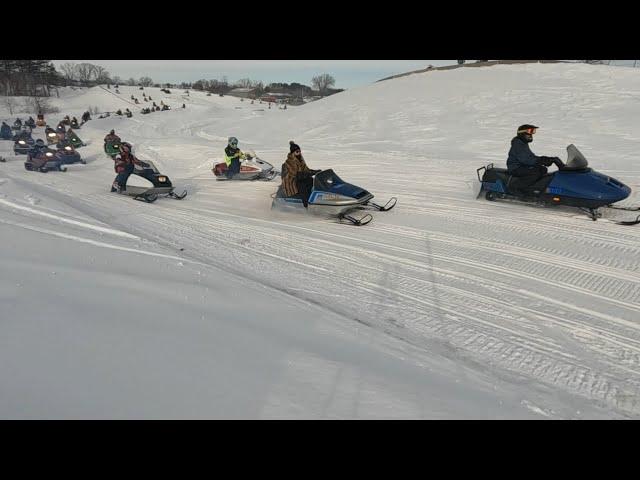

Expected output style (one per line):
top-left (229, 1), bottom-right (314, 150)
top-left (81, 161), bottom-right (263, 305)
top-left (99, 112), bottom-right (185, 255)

top-left (5, 176), bottom-right (639, 416)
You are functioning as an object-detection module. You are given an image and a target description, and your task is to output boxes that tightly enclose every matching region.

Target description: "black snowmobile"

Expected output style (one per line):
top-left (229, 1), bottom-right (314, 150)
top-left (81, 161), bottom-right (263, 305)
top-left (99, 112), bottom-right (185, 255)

top-left (114, 159), bottom-right (187, 203)
top-left (13, 136), bottom-right (35, 155)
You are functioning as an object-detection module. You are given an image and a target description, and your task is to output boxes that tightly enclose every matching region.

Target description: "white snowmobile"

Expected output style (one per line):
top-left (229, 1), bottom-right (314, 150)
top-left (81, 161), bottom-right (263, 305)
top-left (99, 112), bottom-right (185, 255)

top-left (212, 150), bottom-right (278, 181)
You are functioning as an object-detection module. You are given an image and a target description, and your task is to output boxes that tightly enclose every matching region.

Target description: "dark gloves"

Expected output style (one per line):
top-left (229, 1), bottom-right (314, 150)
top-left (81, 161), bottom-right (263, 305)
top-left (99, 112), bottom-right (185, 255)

top-left (539, 156), bottom-right (554, 167)
top-left (297, 169), bottom-right (320, 180)
top-left (551, 157), bottom-right (565, 169)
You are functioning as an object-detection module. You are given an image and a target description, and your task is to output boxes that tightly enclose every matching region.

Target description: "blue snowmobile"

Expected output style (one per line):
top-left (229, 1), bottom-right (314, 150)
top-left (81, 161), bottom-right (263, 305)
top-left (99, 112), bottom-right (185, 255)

top-left (477, 144), bottom-right (639, 225)
top-left (271, 169), bottom-right (396, 225)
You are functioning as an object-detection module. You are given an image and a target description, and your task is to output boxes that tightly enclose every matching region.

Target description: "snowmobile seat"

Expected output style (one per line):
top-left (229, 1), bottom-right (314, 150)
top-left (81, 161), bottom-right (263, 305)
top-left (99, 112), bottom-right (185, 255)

top-left (213, 162), bottom-right (227, 176)
top-left (482, 166), bottom-right (511, 184)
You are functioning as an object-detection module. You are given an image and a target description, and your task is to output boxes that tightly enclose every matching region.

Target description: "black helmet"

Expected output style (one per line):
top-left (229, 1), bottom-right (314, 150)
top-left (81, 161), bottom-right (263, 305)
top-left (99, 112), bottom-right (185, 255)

top-left (119, 142), bottom-right (132, 153)
top-left (517, 124), bottom-right (538, 143)
top-left (110, 129), bottom-right (115, 135)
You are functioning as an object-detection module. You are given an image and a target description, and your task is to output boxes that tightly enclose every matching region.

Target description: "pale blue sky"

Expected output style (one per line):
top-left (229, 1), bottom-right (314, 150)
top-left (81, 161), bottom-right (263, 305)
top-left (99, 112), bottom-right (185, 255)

top-left (53, 60), bottom-right (458, 88)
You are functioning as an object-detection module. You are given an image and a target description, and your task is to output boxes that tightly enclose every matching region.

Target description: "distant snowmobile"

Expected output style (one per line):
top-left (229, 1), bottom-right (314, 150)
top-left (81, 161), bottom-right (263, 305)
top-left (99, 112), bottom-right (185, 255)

top-left (13, 136), bottom-right (35, 155)
top-left (13, 125), bottom-right (33, 141)
top-left (55, 144), bottom-right (85, 165)
top-left (212, 151), bottom-right (278, 181)
top-left (104, 141), bottom-right (121, 159)
top-left (271, 169), bottom-right (397, 226)
top-left (477, 144), bottom-right (640, 225)
top-left (24, 148), bottom-right (67, 172)
top-left (45, 128), bottom-right (61, 145)
top-left (58, 129), bottom-right (85, 149)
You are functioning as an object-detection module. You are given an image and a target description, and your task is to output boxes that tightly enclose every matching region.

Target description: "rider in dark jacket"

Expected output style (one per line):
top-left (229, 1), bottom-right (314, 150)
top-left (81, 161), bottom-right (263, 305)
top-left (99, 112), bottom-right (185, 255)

top-left (507, 124), bottom-right (562, 193)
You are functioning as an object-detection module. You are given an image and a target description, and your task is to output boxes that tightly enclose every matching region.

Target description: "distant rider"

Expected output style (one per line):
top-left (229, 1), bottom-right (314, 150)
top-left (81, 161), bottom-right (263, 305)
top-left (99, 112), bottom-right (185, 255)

top-left (104, 129), bottom-right (121, 144)
top-left (29, 139), bottom-right (47, 156)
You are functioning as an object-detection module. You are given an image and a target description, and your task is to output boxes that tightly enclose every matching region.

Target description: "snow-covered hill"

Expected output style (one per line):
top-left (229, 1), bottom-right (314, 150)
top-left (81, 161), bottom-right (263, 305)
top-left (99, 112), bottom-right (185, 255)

top-left (1, 63), bottom-right (640, 418)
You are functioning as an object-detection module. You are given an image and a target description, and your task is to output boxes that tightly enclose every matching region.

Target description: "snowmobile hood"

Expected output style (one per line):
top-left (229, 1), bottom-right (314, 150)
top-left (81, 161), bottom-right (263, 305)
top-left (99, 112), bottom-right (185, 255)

top-left (313, 169), bottom-right (371, 199)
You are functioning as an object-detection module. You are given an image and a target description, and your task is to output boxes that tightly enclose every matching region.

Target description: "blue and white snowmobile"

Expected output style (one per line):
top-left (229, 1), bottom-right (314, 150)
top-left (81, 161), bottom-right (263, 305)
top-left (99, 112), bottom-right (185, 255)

top-left (271, 169), bottom-right (396, 225)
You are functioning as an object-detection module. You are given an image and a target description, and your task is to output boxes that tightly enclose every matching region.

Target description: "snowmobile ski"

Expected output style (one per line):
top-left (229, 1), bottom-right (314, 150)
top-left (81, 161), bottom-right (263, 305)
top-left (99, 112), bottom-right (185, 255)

top-left (365, 197), bottom-right (397, 212)
top-left (339, 212), bottom-right (373, 226)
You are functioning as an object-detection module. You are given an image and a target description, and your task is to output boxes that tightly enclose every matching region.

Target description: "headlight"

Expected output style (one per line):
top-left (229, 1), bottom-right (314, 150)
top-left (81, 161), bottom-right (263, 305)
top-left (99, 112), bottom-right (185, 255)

top-left (158, 176), bottom-right (167, 183)
top-left (48, 133), bottom-right (56, 137)
top-left (18, 140), bottom-right (25, 145)
top-left (65, 146), bottom-right (72, 151)
top-left (46, 152), bottom-right (53, 157)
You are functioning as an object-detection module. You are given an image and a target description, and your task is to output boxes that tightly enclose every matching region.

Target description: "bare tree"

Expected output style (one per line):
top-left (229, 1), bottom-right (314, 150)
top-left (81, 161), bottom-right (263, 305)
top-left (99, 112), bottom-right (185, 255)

top-left (93, 65), bottom-right (111, 84)
top-left (311, 73), bottom-right (336, 94)
top-left (4, 97), bottom-right (18, 114)
top-left (127, 77), bottom-right (137, 86)
top-left (60, 63), bottom-right (78, 82)
top-left (74, 63), bottom-right (98, 84)
top-left (139, 76), bottom-right (154, 87)
top-left (29, 96), bottom-right (59, 114)
top-left (235, 78), bottom-right (255, 88)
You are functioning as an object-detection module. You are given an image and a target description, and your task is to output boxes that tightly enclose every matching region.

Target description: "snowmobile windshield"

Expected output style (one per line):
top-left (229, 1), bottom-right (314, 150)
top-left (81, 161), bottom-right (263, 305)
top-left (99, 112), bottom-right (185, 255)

top-left (314, 169), bottom-right (345, 191)
top-left (565, 144), bottom-right (589, 170)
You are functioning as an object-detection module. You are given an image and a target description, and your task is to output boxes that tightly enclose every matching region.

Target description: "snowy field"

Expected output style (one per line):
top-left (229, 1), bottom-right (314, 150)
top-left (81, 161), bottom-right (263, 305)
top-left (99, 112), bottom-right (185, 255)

top-left (1, 63), bottom-right (640, 419)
